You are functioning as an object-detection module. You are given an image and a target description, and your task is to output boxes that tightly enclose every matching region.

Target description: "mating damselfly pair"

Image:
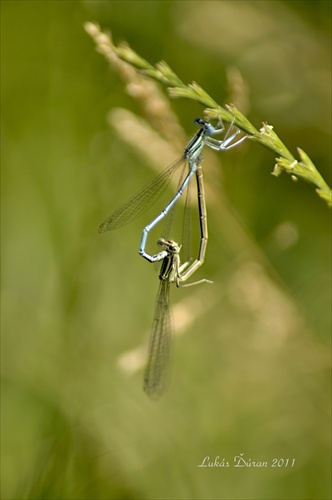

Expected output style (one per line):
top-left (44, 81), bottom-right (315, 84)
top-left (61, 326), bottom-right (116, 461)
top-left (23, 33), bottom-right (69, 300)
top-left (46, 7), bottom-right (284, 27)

top-left (99, 116), bottom-right (246, 398)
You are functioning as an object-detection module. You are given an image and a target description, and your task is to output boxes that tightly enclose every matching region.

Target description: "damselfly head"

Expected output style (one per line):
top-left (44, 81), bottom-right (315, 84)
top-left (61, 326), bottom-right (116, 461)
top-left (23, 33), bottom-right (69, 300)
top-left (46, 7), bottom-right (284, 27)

top-left (194, 117), bottom-right (215, 135)
top-left (167, 240), bottom-right (181, 254)
top-left (157, 238), bottom-right (181, 254)
top-left (194, 117), bottom-right (206, 127)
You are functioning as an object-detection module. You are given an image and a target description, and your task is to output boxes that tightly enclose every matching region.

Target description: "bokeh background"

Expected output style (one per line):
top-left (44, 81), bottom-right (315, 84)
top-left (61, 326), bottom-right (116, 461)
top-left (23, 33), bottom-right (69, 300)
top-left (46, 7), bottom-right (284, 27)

top-left (1, 1), bottom-right (331, 499)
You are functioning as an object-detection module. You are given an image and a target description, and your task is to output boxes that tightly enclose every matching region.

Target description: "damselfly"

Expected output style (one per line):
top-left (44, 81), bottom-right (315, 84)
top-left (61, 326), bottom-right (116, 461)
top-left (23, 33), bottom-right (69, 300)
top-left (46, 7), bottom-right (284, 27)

top-left (143, 237), bottom-right (213, 398)
top-left (98, 117), bottom-right (246, 262)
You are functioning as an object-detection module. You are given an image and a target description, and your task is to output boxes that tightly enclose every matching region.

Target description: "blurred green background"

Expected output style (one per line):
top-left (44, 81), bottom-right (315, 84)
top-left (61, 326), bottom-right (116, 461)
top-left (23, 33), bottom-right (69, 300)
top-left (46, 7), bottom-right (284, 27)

top-left (1, 1), bottom-right (331, 499)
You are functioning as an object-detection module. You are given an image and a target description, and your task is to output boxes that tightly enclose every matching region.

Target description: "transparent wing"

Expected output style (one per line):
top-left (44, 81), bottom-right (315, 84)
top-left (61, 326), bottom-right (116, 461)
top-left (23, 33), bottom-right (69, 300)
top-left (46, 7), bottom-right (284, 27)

top-left (143, 280), bottom-right (173, 399)
top-left (98, 156), bottom-right (186, 233)
top-left (159, 160), bottom-right (188, 240)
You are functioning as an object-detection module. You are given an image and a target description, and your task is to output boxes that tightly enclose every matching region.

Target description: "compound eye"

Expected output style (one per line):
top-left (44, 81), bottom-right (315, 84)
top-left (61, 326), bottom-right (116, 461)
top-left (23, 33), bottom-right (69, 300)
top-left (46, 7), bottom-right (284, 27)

top-left (194, 117), bottom-right (204, 126)
top-left (168, 241), bottom-right (178, 253)
top-left (157, 238), bottom-right (166, 247)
